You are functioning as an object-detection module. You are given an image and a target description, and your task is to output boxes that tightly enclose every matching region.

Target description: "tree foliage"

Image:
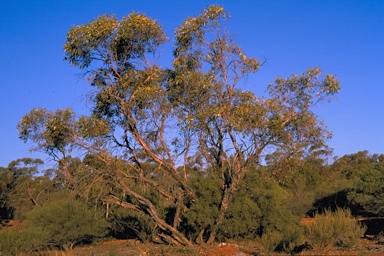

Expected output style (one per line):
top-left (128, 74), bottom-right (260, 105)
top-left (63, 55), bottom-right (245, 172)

top-left (17, 5), bottom-right (340, 246)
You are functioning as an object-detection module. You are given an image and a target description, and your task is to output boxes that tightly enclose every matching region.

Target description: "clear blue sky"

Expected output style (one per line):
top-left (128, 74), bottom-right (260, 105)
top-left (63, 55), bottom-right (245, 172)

top-left (1, 0), bottom-right (383, 167)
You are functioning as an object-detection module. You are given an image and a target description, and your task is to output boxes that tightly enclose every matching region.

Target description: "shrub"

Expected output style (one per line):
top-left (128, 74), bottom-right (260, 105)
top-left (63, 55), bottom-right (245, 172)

top-left (304, 208), bottom-right (366, 252)
top-left (348, 161), bottom-right (384, 215)
top-left (26, 198), bottom-right (109, 250)
top-left (255, 230), bottom-right (284, 253)
top-left (181, 176), bottom-right (222, 242)
top-left (254, 222), bottom-right (303, 253)
top-left (0, 226), bottom-right (49, 255)
top-left (107, 205), bottom-right (156, 242)
top-left (217, 170), bottom-right (303, 252)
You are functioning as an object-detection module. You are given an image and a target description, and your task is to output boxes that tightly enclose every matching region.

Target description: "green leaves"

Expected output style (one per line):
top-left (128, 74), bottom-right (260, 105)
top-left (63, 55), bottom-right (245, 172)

top-left (64, 15), bottom-right (118, 68)
top-left (268, 67), bottom-right (340, 111)
top-left (262, 68), bottom-right (340, 162)
top-left (44, 109), bottom-right (74, 152)
top-left (18, 108), bottom-right (113, 156)
top-left (114, 13), bottom-right (167, 60)
top-left (77, 115), bottom-right (111, 139)
top-left (174, 5), bottom-right (229, 57)
top-left (230, 91), bottom-right (267, 133)
top-left (18, 108), bottom-right (75, 155)
top-left (64, 13), bottom-right (166, 70)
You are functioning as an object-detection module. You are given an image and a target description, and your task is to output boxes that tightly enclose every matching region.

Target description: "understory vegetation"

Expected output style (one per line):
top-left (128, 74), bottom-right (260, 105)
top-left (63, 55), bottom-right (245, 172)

top-left (1, 151), bottom-right (382, 254)
top-left (0, 5), bottom-right (382, 255)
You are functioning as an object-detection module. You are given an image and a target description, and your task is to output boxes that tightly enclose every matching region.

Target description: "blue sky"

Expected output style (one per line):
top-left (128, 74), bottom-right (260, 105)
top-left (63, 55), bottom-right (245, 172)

top-left (1, 0), bottom-right (383, 167)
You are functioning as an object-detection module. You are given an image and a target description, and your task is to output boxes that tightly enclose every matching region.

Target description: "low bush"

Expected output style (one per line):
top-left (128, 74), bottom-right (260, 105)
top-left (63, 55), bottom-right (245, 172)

top-left (0, 226), bottom-right (49, 255)
top-left (304, 208), bottom-right (366, 252)
top-left (26, 197), bottom-right (109, 250)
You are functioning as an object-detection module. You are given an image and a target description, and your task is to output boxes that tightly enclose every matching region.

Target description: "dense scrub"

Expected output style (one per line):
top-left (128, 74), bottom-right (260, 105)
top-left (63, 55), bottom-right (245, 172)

top-left (2, 151), bottom-right (384, 254)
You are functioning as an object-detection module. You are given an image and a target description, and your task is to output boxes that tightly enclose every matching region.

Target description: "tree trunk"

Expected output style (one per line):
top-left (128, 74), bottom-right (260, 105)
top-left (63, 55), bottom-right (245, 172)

top-left (207, 169), bottom-right (244, 245)
top-left (206, 186), bottom-right (233, 244)
top-left (173, 199), bottom-right (182, 229)
top-left (117, 180), bottom-right (193, 246)
top-left (196, 227), bottom-right (205, 244)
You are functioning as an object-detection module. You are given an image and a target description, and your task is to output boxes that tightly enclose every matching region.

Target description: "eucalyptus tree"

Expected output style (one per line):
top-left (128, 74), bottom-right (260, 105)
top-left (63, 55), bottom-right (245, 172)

top-left (18, 5), bottom-right (339, 245)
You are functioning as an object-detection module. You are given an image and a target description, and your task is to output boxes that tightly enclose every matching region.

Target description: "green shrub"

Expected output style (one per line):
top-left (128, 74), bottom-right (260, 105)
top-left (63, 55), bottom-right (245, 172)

top-left (304, 208), bottom-right (366, 252)
top-left (0, 226), bottom-right (49, 255)
top-left (217, 170), bottom-right (303, 252)
top-left (107, 205), bottom-right (156, 242)
top-left (255, 230), bottom-right (284, 253)
top-left (348, 161), bottom-right (384, 215)
top-left (181, 176), bottom-right (222, 242)
top-left (254, 222), bottom-right (303, 253)
top-left (26, 198), bottom-right (109, 250)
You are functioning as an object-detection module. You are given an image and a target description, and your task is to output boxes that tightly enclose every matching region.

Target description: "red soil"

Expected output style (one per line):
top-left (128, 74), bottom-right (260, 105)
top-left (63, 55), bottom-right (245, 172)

top-left (200, 243), bottom-right (252, 256)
